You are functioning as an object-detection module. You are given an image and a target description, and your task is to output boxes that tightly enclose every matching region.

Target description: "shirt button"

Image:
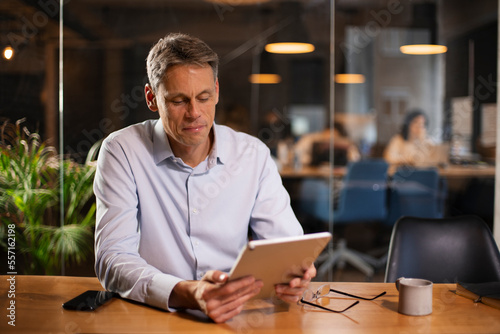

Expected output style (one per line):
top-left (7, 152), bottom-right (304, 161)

top-left (192, 208), bottom-right (198, 214)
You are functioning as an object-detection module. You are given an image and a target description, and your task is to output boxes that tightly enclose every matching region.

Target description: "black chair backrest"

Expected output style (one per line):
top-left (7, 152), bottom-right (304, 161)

top-left (385, 215), bottom-right (500, 283)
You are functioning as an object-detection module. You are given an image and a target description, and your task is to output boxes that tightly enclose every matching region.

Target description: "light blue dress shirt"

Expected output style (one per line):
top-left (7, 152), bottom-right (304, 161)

top-left (94, 119), bottom-right (303, 311)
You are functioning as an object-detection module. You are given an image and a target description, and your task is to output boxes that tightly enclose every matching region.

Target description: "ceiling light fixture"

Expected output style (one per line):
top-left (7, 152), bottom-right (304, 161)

top-left (249, 49), bottom-right (281, 84)
top-left (400, 3), bottom-right (447, 55)
top-left (400, 44), bottom-right (447, 55)
top-left (2, 46), bottom-right (14, 60)
top-left (334, 73), bottom-right (365, 84)
top-left (335, 53), bottom-right (366, 85)
top-left (265, 2), bottom-right (314, 54)
top-left (249, 73), bottom-right (281, 84)
top-left (265, 42), bottom-right (314, 54)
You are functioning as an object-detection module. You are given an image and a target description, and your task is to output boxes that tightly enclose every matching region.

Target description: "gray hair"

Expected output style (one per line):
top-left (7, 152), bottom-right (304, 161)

top-left (146, 33), bottom-right (219, 93)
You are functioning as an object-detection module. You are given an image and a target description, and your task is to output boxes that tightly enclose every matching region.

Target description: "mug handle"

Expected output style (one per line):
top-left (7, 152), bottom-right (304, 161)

top-left (395, 277), bottom-right (405, 291)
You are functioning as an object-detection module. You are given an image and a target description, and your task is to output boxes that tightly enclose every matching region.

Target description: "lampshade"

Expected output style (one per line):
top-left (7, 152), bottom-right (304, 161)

top-left (265, 2), bottom-right (314, 54)
top-left (335, 55), bottom-right (365, 84)
top-left (400, 3), bottom-right (447, 55)
top-left (334, 73), bottom-right (365, 84)
top-left (400, 44), bottom-right (447, 55)
top-left (249, 49), bottom-right (281, 84)
top-left (249, 73), bottom-right (281, 84)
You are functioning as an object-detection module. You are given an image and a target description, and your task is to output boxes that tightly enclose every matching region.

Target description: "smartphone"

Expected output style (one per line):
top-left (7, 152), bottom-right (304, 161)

top-left (62, 290), bottom-right (117, 311)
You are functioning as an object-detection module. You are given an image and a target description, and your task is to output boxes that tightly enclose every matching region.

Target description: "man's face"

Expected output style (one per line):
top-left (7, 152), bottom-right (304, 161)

top-left (147, 64), bottom-right (219, 154)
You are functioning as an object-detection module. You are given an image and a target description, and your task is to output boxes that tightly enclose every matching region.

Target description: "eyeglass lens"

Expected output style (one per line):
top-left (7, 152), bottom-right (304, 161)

top-left (302, 284), bottom-right (331, 302)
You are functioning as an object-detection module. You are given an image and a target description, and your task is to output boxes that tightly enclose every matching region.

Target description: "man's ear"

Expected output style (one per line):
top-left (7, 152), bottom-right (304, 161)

top-left (145, 84), bottom-right (158, 111)
top-left (215, 79), bottom-right (220, 105)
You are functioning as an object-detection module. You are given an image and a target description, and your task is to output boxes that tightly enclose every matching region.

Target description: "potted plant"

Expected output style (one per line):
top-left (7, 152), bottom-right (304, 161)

top-left (0, 119), bottom-right (96, 275)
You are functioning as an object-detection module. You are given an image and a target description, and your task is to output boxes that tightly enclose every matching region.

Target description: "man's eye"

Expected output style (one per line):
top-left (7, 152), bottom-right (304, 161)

top-left (197, 96), bottom-right (210, 103)
top-left (172, 100), bottom-right (185, 105)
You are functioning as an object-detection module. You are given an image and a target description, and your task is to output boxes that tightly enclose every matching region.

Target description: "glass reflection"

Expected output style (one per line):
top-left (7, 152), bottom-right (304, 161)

top-left (0, 0), bottom-right (497, 277)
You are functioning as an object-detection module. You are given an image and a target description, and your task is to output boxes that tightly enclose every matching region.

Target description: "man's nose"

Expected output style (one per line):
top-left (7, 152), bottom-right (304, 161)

top-left (186, 101), bottom-right (202, 119)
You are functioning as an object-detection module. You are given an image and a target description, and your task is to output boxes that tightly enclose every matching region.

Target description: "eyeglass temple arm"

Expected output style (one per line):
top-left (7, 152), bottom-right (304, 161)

top-left (329, 289), bottom-right (387, 300)
top-left (300, 299), bottom-right (359, 313)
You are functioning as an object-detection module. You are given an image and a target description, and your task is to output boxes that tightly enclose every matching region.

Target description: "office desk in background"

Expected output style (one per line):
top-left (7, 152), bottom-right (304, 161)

top-left (1, 275), bottom-right (499, 333)
top-left (280, 164), bottom-right (496, 180)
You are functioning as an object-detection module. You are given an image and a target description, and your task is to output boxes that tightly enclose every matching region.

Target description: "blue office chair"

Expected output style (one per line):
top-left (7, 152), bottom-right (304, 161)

top-left (300, 159), bottom-right (389, 279)
top-left (386, 167), bottom-right (446, 226)
top-left (334, 160), bottom-right (389, 223)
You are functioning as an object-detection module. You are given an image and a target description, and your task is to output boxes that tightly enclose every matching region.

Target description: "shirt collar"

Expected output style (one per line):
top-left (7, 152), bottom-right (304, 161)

top-left (153, 119), bottom-right (173, 165)
top-left (210, 124), bottom-right (226, 166)
top-left (153, 119), bottom-right (225, 167)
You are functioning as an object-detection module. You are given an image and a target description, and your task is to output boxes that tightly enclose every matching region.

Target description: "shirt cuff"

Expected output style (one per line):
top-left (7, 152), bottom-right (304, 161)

top-left (145, 273), bottom-right (184, 312)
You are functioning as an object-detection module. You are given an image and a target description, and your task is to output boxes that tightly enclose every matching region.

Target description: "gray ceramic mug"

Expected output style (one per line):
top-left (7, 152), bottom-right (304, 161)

top-left (395, 277), bottom-right (433, 316)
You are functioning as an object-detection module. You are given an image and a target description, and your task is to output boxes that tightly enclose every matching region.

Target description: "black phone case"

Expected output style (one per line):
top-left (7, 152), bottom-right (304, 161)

top-left (62, 290), bottom-right (116, 311)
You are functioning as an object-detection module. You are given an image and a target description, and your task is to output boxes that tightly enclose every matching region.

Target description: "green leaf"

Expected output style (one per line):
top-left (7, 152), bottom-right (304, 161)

top-left (0, 119), bottom-right (97, 275)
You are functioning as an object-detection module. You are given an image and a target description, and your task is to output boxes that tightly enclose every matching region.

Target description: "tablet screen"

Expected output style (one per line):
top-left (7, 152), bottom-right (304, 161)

top-left (228, 232), bottom-right (332, 299)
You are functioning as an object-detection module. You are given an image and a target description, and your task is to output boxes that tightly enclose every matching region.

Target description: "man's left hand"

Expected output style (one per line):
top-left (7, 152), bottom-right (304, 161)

top-left (274, 264), bottom-right (316, 303)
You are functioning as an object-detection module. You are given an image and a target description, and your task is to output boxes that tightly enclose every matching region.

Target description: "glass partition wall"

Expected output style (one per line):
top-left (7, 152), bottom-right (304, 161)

top-left (0, 0), bottom-right (498, 277)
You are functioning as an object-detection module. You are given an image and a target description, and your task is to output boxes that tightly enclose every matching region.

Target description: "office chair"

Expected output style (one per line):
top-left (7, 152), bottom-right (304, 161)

top-left (301, 159), bottom-right (389, 279)
top-left (385, 215), bottom-right (500, 283)
top-left (385, 167), bottom-right (446, 226)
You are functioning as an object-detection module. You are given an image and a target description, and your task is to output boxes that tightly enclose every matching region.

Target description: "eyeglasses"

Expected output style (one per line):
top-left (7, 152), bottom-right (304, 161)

top-left (329, 287), bottom-right (386, 300)
top-left (299, 284), bottom-right (386, 313)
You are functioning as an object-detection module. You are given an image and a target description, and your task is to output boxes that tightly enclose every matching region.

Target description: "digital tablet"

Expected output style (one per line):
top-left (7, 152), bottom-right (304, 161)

top-left (228, 232), bottom-right (332, 300)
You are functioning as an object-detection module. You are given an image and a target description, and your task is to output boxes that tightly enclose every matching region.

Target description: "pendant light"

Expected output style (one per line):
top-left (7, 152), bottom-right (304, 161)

top-left (2, 46), bottom-right (14, 60)
top-left (265, 2), bottom-right (314, 54)
top-left (400, 2), bottom-right (447, 55)
top-left (249, 48), bottom-right (281, 84)
top-left (335, 51), bottom-right (365, 85)
top-left (334, 73), bottom-right (365, 84)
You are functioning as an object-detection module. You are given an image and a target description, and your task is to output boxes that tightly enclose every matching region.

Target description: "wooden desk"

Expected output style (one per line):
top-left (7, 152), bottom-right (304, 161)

top-left (2, 275), bottom-right (499, 333)
top-left (280, 166), bottom-right (346, 179)
top-left (435, 165), bottom-right (496, 179)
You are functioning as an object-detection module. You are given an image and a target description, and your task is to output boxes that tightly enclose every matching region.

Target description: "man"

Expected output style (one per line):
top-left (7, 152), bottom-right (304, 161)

top-left (94, 33), bottom-right (315, 323)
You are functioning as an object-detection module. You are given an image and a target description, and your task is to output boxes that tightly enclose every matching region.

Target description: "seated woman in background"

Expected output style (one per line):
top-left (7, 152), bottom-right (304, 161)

top-left (383, 109), bottom-right (436, 166)
top-left (295, 121), bottom-right (360, 167)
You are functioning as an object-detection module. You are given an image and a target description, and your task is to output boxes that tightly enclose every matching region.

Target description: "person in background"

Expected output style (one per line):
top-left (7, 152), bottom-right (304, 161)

top-left (383, 109), bottom-right (436, 166)
top-left (294, 122), bottom-right (360, 218)
top-left (93, 33), bottom-right (313, 324)
top-left (294, 121), bottom-right (360, 167)
top-left (260, 110), bottom-right (293, 159)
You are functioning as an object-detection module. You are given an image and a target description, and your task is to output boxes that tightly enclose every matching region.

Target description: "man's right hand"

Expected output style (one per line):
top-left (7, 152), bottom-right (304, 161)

top-left (170, 270), bottom-right (263, 323)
